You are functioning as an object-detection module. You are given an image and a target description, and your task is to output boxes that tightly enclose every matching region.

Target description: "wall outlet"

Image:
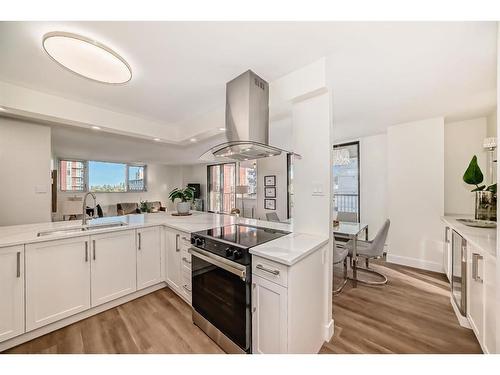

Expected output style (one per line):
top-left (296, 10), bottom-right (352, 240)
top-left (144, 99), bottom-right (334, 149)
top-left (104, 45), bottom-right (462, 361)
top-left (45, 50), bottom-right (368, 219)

top-left (35, 185), bottom-right (47, 194)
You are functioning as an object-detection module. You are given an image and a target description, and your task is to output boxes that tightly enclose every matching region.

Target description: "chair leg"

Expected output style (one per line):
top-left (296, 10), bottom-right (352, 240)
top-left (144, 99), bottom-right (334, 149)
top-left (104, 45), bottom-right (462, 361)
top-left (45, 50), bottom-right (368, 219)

top-left (355, 259), bottom-right (388, 285)
top-left (333, 258), bottom-right (348, 295)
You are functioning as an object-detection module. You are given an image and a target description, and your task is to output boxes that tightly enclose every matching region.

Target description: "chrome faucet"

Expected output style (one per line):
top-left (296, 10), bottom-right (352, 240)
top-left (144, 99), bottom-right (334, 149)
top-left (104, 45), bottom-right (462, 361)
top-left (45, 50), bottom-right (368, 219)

top-left (82, 192), bottom-right (97, 226)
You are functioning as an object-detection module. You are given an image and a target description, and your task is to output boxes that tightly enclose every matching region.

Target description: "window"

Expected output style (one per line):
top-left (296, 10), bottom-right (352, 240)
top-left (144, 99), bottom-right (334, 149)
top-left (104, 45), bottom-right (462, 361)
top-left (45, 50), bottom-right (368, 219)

top-left (333, 142), bottom-right (360, 222)
top-left (207, 163), bottom-right (236, 214)
top-left (128, 165), bottom-right (146, 192)
top-left (239, 161), bottom-right (257, 198)
top-left (59, 160), bottom-right (85, 192)
top-left (58, 159), bottom-right (147, 193)
top-left (89, 161), bottom-right (126, 192)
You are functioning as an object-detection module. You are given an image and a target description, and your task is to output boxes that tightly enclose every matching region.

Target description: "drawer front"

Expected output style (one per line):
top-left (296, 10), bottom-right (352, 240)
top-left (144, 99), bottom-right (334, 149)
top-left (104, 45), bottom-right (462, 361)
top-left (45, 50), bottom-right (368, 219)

top-left (181, 248), bottom-right (192, 271)
top-left (180, 268), bottom-right (192, 303)
top-left (179, 232), bottom-right (191, 250)
top-left (252, 256), bottom-right (288, 287)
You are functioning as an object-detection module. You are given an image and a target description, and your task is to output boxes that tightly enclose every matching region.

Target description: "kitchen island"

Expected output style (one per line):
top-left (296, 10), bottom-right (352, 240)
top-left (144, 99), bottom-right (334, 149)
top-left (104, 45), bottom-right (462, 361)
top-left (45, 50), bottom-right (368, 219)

top-left (0, 211), bottom-right (329, 353)
top-left (441, 215), bottom-right (496, 354)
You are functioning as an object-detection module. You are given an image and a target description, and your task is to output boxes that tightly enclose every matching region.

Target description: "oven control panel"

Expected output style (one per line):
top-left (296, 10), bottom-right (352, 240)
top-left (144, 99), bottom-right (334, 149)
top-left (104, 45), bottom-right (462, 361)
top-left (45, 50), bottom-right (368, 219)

top-left (191, 234), bottom-right (251, 266)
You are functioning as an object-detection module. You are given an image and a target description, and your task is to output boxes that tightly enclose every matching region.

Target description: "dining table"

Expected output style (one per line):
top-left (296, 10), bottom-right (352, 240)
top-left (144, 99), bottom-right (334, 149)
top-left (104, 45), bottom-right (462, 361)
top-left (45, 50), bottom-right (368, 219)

top-left (333, 221), bottom-right (369, 287)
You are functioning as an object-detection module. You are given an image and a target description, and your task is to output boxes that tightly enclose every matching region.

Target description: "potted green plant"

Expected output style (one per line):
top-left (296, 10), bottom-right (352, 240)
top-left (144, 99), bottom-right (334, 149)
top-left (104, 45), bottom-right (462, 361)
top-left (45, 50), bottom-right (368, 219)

top-left (168, 186), bottom-right (196, 215)
top-left (463, 155), bottom-right (497, 221)
top-left (140, 200), bottom-right (151, 213)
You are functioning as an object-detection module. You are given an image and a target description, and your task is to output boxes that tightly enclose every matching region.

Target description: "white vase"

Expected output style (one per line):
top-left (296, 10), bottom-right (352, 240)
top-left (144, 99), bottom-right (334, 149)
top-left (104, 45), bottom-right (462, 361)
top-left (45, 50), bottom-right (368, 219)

top-left (177, 202), bottom-right (190, 214)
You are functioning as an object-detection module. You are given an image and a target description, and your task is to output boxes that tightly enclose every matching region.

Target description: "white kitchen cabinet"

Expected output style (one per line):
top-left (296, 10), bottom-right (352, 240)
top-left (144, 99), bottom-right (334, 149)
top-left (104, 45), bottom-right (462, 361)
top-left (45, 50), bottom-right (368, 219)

top-left (25, 237), bottom-right (91, 331)
top-left (0, 245), bottom-right (25, 343)
top-left (166, 229), bottom-right (191, 303)
top-left (252, 274), bottom-right (288, 354)
top-left (467, 243), bottom-right (496, 354)
top-left (91, 230), bottom-right (137, 307)
top-left (136, 226), bottom-right (162, 290)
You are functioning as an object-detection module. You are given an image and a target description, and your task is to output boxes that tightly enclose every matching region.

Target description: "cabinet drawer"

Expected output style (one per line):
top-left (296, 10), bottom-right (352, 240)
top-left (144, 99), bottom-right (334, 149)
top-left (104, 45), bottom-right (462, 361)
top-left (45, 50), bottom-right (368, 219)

top-left (252, 256), bottom-right (288, 287)
top-left (181, 248), bottom-right (192, 270)
top-left (180, 268), bottom-right (192, 303)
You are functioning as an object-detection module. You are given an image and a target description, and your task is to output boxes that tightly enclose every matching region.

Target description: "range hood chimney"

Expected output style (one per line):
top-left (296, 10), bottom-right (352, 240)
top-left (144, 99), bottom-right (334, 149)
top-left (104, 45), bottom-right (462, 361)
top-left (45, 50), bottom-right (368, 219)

top-left (200, 70), bottom-right (300, 162)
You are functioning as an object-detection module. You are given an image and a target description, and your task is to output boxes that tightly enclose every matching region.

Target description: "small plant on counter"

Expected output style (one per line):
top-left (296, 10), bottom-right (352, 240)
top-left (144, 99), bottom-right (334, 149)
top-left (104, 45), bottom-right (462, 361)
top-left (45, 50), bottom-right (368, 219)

top-left (168, 186), bottom-right (196, 203)
top-left (169, 186), bottom-right (196, 214)
top-left (463, 155), bottom-right (496, 193)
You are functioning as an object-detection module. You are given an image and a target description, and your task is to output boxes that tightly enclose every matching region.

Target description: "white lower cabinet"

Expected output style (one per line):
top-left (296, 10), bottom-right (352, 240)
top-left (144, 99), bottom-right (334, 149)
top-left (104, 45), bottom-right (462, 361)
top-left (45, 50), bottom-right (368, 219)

top-left (165, 228), bottom-right (192, 303)
top-left (137, 226), bottom-right (162, 290)
top-left (467, 243), bottom-right (496, 354)
top-left (25, 237), bottom-right (91, 331)
top-left (252, 274), bottom-right (288, 354)
top-left (91, 230), bottom-right (137, 307)
top-left (0, 245), bottom-right (25, 343)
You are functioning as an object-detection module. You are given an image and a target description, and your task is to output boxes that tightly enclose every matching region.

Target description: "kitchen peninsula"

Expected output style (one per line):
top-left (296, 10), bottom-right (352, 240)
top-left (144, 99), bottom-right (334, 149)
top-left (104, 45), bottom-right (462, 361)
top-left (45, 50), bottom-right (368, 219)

top-left (0, 211), bottom-right (329, 354)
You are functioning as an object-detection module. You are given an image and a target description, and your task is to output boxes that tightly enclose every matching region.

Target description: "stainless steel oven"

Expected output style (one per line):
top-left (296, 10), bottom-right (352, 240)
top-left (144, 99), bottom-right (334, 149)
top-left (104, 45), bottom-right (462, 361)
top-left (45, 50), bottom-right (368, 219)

top-left (189, 246), bottom-right (252, 353)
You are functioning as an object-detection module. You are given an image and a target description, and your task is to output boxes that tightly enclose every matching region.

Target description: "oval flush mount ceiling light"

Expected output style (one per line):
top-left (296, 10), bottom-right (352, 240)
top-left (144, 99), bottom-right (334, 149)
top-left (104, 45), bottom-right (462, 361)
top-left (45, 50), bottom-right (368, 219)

top-left (42, 31), bottom-right (132, 84)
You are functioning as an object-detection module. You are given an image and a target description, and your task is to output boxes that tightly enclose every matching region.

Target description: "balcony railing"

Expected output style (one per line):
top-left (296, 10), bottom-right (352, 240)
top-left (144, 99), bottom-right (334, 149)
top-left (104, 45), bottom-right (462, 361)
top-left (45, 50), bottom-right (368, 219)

top-left (334, 193), bottom-right (358, 213)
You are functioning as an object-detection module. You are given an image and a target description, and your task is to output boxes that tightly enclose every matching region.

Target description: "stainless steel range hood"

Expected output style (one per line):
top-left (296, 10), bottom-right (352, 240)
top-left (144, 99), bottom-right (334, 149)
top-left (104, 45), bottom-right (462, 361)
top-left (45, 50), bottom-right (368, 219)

top-left (200, 70), bottom-right (300, 162)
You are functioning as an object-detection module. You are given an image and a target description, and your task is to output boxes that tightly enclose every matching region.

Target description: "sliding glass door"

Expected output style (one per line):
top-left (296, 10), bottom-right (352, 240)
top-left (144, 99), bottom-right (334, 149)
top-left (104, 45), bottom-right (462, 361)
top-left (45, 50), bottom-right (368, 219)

top-left (333, 141), bottom-right (360, 222)
top-left (207, 163), bottom-right (236, 214)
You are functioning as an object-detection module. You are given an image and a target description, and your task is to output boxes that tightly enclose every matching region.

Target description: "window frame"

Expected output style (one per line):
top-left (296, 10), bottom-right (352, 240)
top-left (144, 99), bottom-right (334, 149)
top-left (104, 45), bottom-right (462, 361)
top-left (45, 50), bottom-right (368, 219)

top-left (57, 158), bottom-right (147, 193)
top-left (333, 141), bottom-right (361, 222)
top-left (207, 162), bottom-right (236, 213)
top-left (58, 158), bottom-right (87, 192)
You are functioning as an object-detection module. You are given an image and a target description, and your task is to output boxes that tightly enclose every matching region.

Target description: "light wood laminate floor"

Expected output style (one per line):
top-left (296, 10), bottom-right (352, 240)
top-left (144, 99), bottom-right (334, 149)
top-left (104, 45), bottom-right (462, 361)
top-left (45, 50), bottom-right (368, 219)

top-left (321, 260), bottom-right (482, 354)
top-left (5, 262), bottom-right (481, 354)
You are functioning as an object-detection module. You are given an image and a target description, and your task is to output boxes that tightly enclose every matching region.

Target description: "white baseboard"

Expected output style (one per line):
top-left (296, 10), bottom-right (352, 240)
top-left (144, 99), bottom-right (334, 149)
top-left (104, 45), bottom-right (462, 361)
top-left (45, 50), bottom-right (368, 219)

top-left (324, 318), bottom-right (334, 342)
top-left (386, 254), bottom-right (444, 273)
top-left (450, 295), bottom-right (471, 329)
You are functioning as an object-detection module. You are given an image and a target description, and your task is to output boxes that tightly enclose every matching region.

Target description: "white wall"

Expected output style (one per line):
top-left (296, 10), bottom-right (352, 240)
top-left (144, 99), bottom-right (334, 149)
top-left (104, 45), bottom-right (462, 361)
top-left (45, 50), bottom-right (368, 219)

top-left (387, 117), bottom-right (445, 272)
top-left (359, 134), bottom-right (388, 240)
top-left (0, 118), bottom-right (52, 226)
top-left (56, 164), bottom-right (183, 219)
top-left (255, 154), bottom-right (288, 221)
top-left (444, 118), bottom-right (488, 215)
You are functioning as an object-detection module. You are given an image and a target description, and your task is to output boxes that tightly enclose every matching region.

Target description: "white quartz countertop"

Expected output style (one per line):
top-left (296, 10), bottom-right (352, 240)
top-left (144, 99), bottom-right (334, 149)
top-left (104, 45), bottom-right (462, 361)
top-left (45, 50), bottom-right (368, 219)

top-left (249, 232), bottom-right (329, 266)
top-left (441, 215), bottom-right (497, 258)
top-left (0, 211), bottom-right (327, 265)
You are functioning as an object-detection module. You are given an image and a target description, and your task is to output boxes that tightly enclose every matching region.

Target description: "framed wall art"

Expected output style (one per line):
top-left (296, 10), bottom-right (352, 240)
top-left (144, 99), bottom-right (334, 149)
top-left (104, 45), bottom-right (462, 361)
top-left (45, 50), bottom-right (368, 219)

top-left (265, 187), bottom-right (276, 198)
top-left (264, 175), bottom-right (276, 186)
top-left (264, 199), bottom-right (276, 210)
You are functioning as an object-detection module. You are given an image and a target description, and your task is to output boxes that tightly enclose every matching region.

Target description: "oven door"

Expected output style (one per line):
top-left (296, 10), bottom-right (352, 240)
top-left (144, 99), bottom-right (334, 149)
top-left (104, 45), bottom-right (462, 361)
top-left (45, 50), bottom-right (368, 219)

top-left (189, 247), bottom-right (251, 352)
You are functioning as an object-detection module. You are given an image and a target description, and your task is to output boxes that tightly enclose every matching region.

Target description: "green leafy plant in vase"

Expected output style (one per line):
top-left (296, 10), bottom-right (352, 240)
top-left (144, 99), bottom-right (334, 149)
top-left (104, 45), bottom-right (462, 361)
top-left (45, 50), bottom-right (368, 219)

top-left (168, 186), bottom-right (196, 215)
top-left (463, 155), bottom-right (496, 221)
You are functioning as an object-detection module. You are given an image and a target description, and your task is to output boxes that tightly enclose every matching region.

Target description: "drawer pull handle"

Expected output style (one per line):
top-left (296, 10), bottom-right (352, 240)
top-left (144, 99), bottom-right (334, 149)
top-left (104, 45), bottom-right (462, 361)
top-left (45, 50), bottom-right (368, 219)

top-left (176, 234), bottom-right (180, 252)
top-left (93, 240), bottom-right (96, 260)
top-left (16, 251), bottom-right (21, 278)
top-left (138, 232), bottom-right (142, 250)
top-left (256, 264), bottom-right (280, 276)
top-left (182, 284), bottom-right (191, 292)
top-left (85, 241), bottom-right (89, 262)
top-left (182, 256), bottom-right (191, 264)
top-left (181, 236), bottom-right (189, 241)
top-left (472, 253), bottom-right (484, 283)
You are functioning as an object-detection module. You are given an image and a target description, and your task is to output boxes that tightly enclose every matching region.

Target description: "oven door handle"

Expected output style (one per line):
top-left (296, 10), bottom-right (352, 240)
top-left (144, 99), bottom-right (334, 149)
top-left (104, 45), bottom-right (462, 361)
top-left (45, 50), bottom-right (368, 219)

top-left (189, 247), bottom-right (247, 281)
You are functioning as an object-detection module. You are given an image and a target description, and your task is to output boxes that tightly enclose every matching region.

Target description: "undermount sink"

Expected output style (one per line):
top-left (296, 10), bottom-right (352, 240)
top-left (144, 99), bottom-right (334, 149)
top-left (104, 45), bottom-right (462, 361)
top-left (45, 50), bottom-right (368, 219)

top-left (37, 222), bottom-right (128, 237)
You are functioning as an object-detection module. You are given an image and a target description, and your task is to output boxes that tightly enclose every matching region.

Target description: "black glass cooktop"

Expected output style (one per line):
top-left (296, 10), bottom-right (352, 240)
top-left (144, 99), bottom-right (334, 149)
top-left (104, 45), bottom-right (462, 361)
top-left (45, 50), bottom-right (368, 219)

top-left (195, 224), bottom-right (290, 249)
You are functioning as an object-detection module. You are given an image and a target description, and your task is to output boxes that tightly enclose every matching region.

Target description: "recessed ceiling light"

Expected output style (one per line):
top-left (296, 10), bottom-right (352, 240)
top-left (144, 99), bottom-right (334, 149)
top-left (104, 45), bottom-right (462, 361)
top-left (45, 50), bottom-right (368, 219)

top-left (153, 138), bottom-right (161, 142)
top-left (91, 126), bottom-right (101, 130)
top-left (42, 31), bottom-right (132, 84)
top-left (190, 138), bottom-right (197, 142)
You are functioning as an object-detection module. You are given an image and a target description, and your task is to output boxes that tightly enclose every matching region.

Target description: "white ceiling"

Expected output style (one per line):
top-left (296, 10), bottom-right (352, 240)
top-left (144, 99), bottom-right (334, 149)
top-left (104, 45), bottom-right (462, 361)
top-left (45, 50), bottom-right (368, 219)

top-left (0, 21), bottom-right (497, 163)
